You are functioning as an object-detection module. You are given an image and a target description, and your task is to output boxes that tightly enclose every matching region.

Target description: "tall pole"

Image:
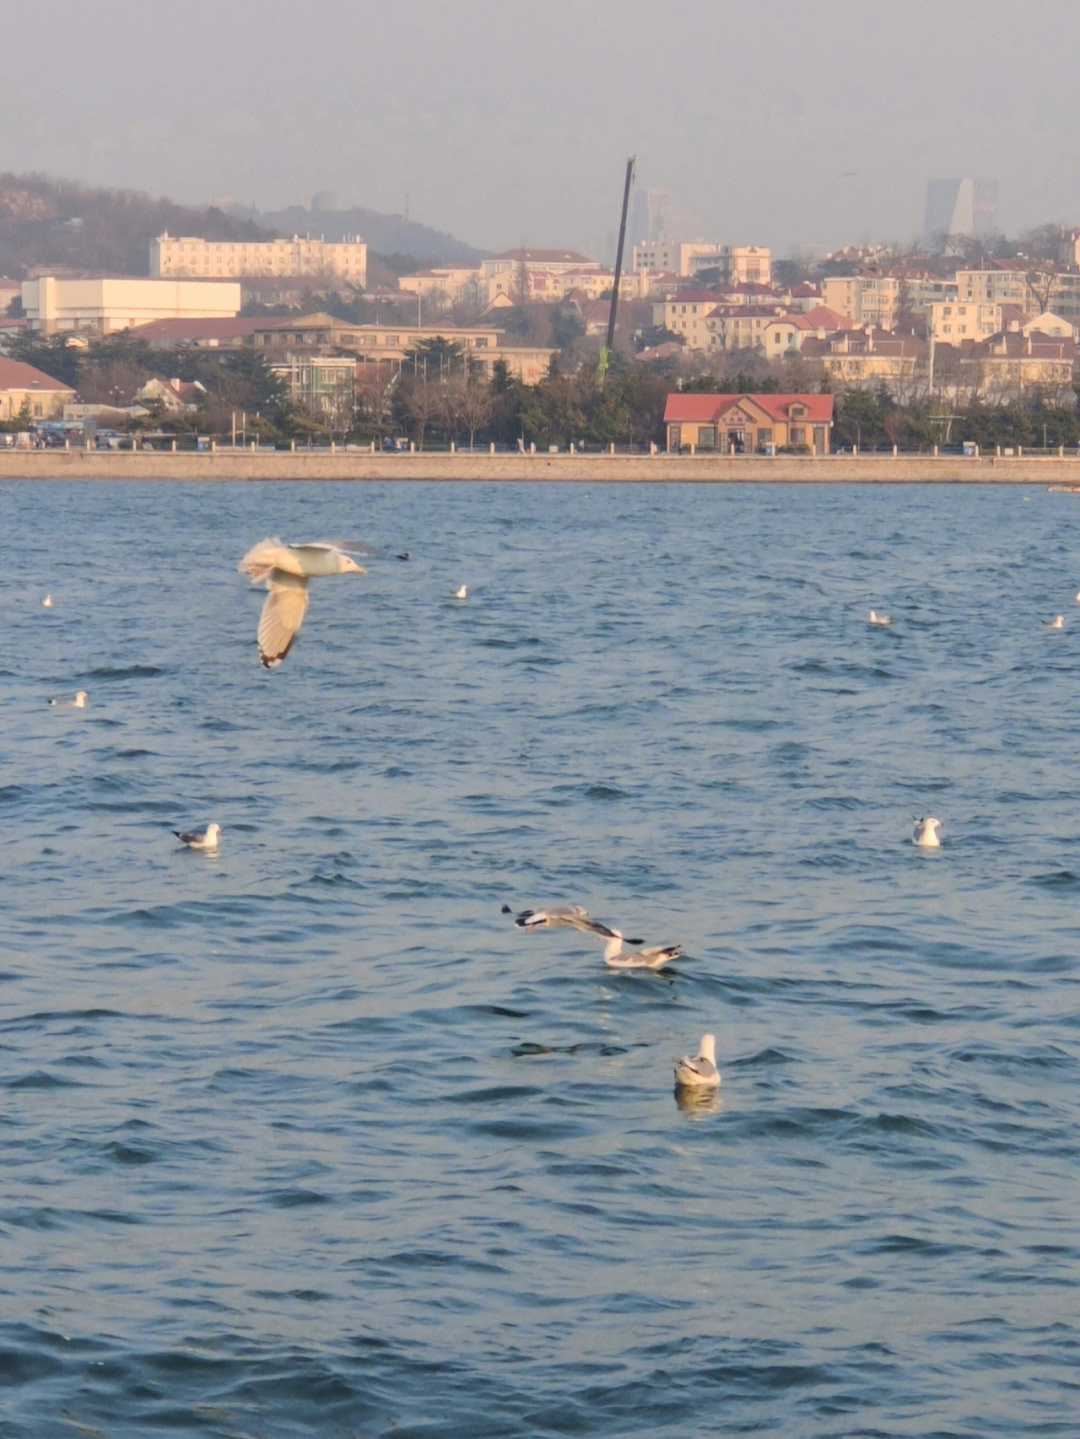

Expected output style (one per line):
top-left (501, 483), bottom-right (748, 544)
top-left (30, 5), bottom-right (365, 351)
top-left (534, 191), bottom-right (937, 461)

top-left (598, 156), bottom-right (636, 387)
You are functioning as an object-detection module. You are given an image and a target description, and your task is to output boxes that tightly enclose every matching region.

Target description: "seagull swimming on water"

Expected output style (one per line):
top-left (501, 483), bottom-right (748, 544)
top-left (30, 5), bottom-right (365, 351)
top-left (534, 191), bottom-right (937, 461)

top-left (173, 823), bottom-right (221, 850)
top-left (1047, 614), bottom-right (1064, 630)
top-left (239, 538), bottom-right (367, 667)
top-left (913, 816), bottom-right (943, 848)
top-left (42, 593), bottom-right (53, 608)
top-left (868, 610), bottom-right (891, 627)
top-left (601, 931), bottom-right (682, 970)
top-left (454, 584), bottom-right (468, 600)
top-left (49, 690), bottom-right (87, 709)
top-left (674, 1034), bottom-right (720, 1090)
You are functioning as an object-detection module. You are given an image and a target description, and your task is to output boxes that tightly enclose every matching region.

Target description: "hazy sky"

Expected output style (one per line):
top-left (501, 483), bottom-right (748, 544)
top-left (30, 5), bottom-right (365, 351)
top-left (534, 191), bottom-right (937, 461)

top-left (6, 0), bottom-right (1079, 260)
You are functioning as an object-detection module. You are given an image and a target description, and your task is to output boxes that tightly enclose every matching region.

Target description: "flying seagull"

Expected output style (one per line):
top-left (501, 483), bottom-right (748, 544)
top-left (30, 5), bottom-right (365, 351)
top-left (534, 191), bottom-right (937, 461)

top-left (674, 1034), bottom-right (720, 1090)
top-left (238, 538), bottom-right (367, 667)
top-left (510, 904), bottom-right (629, 940)
top-left (173, 823), bottom-right (221, 850)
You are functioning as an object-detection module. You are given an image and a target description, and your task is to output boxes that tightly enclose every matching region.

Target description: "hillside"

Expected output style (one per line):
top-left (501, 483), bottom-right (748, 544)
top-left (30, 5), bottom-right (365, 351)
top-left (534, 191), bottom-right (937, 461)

top-left (0, 173), bottom-right (266, 277)
top-left (0, 173), bottom-right (487, 281)
top-left (251, 203), bottom-right (488, 270)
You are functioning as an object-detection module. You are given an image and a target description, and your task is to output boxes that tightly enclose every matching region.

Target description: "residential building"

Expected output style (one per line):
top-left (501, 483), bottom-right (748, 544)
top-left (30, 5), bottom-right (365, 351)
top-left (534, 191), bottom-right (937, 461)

top-left (632, 240), bottom-right (718, 276)
top-left (653, 290), bottom-right (722, 350)
top-left (133, 377), bottom-right (207, 412)
top-left (663, 392), bottom-right (833, 454)
top-left (151, 234), bottom-right (367, 288)
top-left (0, 356), bottom-right (76, 421)
top-left (954, 268), bottom-right (1030, 308)
top-left (479, 248), bottom-right (601, 305)
top-left (958, 331), bottom-right (1077, 404)
top-left (1058, 229), bottom-right (1080, 269)
top-left (928, 299), bottom-right (1005, 344)
top-left (22, 277), bottom-right (242, 335)
top-left (249, 312), bottom-right (555, 384)
top-left (269, 356), bottom-right (357, 421)
top-left (397, 267), bottom-right (484, 310)
top-left (817, 331), bottom-right (924, 395)
top-left (822, 275), bottom-right (901, 329)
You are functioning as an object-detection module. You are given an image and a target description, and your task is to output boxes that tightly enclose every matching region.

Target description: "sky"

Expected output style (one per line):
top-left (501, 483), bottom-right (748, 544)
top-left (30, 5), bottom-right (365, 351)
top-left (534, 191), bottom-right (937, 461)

top-left (5, 0), bottom-right (1080, 262)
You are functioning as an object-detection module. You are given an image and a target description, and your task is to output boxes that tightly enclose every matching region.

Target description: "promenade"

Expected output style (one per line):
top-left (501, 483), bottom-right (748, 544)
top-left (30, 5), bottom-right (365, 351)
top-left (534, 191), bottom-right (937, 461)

top-left (3, 446), bottom-right (1080, 484)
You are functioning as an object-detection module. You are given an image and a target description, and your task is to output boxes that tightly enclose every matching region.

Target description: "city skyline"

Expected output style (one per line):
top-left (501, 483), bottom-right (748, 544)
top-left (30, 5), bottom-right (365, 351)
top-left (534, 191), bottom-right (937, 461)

top-left (4, 0), bottom-right (1080, 261)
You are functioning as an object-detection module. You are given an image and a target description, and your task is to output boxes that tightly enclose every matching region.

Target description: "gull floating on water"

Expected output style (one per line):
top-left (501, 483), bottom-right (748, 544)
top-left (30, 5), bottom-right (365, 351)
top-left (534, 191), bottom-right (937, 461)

top-left (1047, 614), bottom-right (1064, 630)
top-left (49, 690), bottom-right (87, 709)
top-left (173, 823), bottom-right (221, 850)
top-left (602, 931), bottom-right (682, 970)
top-left (674, 1034), bottom-right (720, 1090)
top-left (868, 610), bottom-right (891, 627)
top-left (239, 538), bottom-right (367, 667)
top-left (42, 594), bottom-right (53, 608)
top-left (913, 816), bottom-right (943, 848)
top-left (454, 584), bottom-right (468, 600)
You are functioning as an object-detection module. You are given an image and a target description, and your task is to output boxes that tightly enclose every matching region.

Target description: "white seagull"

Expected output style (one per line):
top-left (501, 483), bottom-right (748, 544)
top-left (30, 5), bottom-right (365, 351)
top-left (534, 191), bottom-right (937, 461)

top-left (674, 1034), bottom-right (720, 1090)
top-left (49, 690), bottom-right (87, 709)
top-left (913, 816), bottom-right (943, 848)
top-left (868, 610), bottom-right (891, 627)
top-left (454, 584), bottom-right (468, 600)
top-left (238, 538), bottom-right (367, 667)
top-left (173, 823), bottom-right (221, 850)
top-left (602, 931), bottom-right (682, 970)
top-left (1047, 614), bottom-right (1064, 630)
top-left (42, 594), bottom-right (54, 608)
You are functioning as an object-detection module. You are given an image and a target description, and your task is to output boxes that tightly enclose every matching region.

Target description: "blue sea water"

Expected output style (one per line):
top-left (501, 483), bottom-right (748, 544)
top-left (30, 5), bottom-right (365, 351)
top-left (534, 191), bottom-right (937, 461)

top-left (2, 477), bottom-right (1079, 1438)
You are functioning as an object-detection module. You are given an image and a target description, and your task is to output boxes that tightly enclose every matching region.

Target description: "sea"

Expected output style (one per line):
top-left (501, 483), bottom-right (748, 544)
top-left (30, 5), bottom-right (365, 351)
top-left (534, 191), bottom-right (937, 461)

top-left (2, 477), bottom-right (1079, 1439)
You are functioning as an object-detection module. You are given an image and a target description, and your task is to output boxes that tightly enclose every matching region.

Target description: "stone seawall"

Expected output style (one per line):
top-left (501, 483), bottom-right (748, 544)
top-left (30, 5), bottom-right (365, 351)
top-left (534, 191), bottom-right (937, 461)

top-left (3, 448), bottom-right (1080, 484)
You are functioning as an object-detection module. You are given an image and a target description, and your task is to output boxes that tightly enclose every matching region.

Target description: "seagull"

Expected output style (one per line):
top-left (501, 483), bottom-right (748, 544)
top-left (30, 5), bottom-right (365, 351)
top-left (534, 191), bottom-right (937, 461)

top-left (511, 905), bottom-right (625, 940)
top-left (602, 931), bottom-right (682, 970)
top-left (454, 584), bottom-right (468, 600)
top-left (173, 823), bottom-right (221, 850)
top-left (868, 610), bottom-right (891, 626)
top-left (913, 816), bottom-right (942, 848)
top-left (674, 1034), bottom-right (720, 1090)
top-left (42, 594), bottom-right (54, 608)
top-left (238, 538), bottom-right (367, 667)
top-left (49, 690), bottom-right (87, 709)
top-left (1047, 614), bottom-right (1064, 630)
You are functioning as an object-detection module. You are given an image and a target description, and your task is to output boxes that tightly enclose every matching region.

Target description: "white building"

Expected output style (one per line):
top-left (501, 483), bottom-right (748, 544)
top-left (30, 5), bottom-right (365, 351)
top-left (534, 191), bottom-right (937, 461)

top-left (150, 234), bottom-right (367, 288)
top-left (22, 277), bottom-right (243, 336)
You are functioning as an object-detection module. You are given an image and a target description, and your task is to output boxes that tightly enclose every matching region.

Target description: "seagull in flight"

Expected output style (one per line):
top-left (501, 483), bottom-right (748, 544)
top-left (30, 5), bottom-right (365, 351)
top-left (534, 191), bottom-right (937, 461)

top-left (674, 1034), bottom-right (720, 1089)
top-left (239, 538), bottom-right (367, 667)
top-left (509, 904), bottom-right (635, 941)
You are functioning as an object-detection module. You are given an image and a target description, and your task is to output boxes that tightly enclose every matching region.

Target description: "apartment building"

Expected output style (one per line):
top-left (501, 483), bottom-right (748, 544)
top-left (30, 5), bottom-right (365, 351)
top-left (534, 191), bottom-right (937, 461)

top-left (821, 275), bottom-right (901, 329)
top-left (928, 300), bottom-right (1004, 343)
top-left (954, 268), bottom-right (1030, 308)
top-left (150, 234), bottom-right (367, 288)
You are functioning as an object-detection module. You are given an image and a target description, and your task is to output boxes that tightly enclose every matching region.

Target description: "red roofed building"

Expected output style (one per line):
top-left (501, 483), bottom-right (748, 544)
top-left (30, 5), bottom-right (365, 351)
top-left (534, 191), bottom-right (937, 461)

top-left (0, 356), bottom-right (76, 422)
top-left (664, 392), bottom-right (834, 454)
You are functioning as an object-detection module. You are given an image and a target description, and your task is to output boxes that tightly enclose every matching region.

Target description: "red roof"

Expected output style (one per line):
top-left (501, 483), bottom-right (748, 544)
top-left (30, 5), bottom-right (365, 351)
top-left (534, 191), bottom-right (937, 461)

top-left (0, 356), bottom-right (74, 392)
top-left (664, 392), bottom-right (834, 425)
top-left (124, 317), bottom-right (267, 342)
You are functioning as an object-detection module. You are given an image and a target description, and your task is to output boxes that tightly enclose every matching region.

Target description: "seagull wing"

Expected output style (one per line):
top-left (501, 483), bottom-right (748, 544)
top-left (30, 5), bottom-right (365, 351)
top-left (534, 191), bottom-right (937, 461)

top-left (257, 573), bottom-right (310, 667)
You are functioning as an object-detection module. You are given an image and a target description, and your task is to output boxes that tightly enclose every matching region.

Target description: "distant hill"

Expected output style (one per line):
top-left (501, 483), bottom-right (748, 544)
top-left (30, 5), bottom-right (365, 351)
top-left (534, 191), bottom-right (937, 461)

top-left (0, 173), bottom-right (266, 277)
top-left (252, 203), bottom-right (488, 271)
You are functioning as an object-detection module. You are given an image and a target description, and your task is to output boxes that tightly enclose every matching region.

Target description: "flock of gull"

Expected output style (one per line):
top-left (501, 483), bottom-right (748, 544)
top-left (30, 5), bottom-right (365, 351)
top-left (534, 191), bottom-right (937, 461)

top-left (55, 529), bottom-right (1060, 1095)
top-left (41, 534), bottom-right (713, 1095)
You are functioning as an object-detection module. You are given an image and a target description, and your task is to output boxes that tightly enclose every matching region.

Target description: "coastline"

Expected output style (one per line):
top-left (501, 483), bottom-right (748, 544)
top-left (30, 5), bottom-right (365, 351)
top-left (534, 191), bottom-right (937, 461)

top-left (2, 447), bottom-right (1080, 483)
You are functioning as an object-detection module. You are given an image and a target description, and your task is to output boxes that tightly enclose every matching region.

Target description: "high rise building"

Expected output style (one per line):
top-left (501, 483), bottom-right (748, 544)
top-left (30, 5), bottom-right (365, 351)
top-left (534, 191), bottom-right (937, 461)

top-left (923, 179), bottom-right (998, 251)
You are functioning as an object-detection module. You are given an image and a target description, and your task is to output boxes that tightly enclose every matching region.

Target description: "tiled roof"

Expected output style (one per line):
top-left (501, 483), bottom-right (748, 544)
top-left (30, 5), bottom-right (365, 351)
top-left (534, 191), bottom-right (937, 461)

top-left (0, 356), bottom-right (75, 392)
top-left (124, 317), bottom-right (268, 341)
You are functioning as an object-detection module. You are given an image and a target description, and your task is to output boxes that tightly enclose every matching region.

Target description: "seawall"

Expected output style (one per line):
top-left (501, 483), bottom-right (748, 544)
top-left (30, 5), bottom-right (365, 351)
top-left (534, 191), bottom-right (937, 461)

top-left (3, 448), bottom-right (1080, 484)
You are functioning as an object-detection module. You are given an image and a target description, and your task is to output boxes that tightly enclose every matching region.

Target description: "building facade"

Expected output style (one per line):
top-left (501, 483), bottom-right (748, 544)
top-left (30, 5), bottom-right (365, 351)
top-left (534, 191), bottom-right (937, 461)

top-left (0, 356), bottom-right (76, 421)
top-left (663, 392), bottom-right (833, 454)
top-left (151, 234), bottom-right (367, 287)
top-left (22, 277), bottom-right (242, 335)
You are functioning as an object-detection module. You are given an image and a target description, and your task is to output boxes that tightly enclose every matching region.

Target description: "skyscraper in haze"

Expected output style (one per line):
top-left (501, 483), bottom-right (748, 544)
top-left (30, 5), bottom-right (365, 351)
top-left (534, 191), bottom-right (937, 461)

top-left (630, 186), bottom-right (699, 245)
top-left (923, 178), bottom-right (998, 251)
